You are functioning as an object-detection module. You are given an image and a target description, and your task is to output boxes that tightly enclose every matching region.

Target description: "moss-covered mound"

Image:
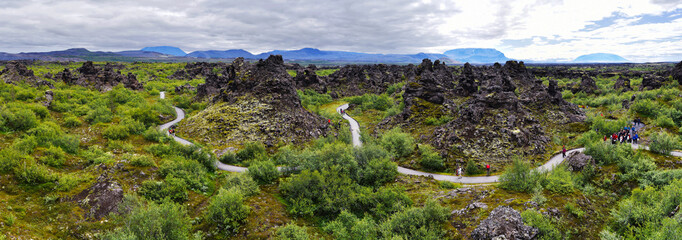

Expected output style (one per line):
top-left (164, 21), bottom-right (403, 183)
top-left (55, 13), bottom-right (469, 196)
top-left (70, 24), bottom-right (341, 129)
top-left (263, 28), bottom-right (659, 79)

top-left (181, 56), bottom-right (329, 149)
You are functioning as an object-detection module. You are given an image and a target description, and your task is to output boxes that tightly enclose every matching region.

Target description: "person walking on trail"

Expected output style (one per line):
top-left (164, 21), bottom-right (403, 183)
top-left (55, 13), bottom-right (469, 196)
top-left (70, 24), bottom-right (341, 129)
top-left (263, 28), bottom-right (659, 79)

top-left (486, 164), bottom-right (491, 176)
top-left (328, 119), bottom-right (331, 124)
top-left (457, 166), bottom-right (462, 179)
top-left (634, 133), bottom-right (639, 144)
top-left (562, 146), bottom-right (567, 158)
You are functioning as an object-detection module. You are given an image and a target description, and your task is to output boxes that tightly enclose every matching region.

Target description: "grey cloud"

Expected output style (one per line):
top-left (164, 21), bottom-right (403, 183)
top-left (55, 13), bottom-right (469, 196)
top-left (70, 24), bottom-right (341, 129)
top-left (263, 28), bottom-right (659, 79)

top-left (0, 0), bottom-right (465, 54)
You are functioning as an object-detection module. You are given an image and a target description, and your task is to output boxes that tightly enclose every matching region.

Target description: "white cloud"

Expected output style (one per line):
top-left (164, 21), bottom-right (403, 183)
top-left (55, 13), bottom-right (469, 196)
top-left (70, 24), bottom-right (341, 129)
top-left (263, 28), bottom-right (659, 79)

top-left (0, 0), bottom-right (679, 61)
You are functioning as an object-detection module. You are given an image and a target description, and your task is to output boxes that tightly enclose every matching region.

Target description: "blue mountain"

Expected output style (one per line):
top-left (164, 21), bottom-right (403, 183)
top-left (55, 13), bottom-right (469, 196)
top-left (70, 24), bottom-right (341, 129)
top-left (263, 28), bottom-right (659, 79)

top-left (141, 46), bottom-right (186, 56)
top-left (443, 48), bottom-right (509, 63)
top-left (573, 53), bottom-right (629, 63)
top-left (253, 48), bottom-right (451, 63)
top-left (186, 49), bottom-right (255, 59)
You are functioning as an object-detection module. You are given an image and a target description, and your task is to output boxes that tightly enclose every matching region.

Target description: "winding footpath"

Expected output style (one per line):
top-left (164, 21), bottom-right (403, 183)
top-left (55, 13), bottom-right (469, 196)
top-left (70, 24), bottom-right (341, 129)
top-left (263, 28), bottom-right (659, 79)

top-left (160, 101), bottom-right (681, 184)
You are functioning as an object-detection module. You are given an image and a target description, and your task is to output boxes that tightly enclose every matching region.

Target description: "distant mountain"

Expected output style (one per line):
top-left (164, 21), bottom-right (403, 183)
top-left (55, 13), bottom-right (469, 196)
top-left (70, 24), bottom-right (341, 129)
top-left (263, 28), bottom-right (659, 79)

top-left (573, 53), bottom-right (629, 63)
top-left (141, 46), bottom-right (186, 56)
top-left (254, 48), bottom-right (452, 63)
top-left (186, 49), bottom-right (255, 59)
top-left (443, 48), bottom-right (510, 63)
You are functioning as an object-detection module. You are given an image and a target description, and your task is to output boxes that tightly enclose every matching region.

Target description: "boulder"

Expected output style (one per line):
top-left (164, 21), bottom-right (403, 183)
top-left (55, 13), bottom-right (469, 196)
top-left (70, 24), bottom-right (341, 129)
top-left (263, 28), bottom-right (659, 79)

top-left (565, 151), bottom-right (594, 172)
top-left (1, 61), bottom-right (54, 88)
top-left (59, 61), bottom-right (143, 91)
top-left (574, 75), bottom-right (598, 94)
top-left (470, 206), bottom-right (538, 240)
top-left (69, 172), bottom-right (124, 220)
top-left (640, 74), bottom-right (665, 91)
top-left (42, 90), bottom-right (54, 107)
top-left (613, 76), bottom-right (632, 92)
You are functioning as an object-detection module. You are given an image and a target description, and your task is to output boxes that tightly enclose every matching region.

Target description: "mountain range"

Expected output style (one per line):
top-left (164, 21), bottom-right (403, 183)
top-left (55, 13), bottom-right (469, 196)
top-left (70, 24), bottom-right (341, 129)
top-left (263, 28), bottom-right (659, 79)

top-left (0, 46), bottom-right (631, 64)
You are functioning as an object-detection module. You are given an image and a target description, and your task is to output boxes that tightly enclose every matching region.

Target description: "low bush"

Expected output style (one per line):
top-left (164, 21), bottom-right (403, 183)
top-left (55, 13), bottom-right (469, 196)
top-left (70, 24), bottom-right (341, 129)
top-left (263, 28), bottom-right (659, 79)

top-left (440, 181), bottom-right (461, 189)
top-left (656, 114), bottom-right (676, 128)
top-left (206, 187), bottom-right (251, 234)
top-left (298, 89), bottom-right (333, 109)
top-left (499, 157), bottom-right (547, 193)
top-left (521, 209), bottom-right (561, 240)
top-left (103, 197), bottom-right (197, 240)
top-left (139, 177), bottom-right (188, 203)
top-left (0, 148), bottom-right (31, 173)
top-left (143, 127), bottom-right (168, 142)
top-left (63, 116), bottom-right (82, 128)
top-left (219, 152), bottom-right (238, 164)
top-left (465, 159), bottom-right (484, 175)
top-left (2, 108), bottom-right (38, 131)
top-left (419, 144), bottom-right (444, 171)
top-left (545, 166), bottom-right (574, 194)
top-left (39, 146), bottom-right (66, 167)
top-left (223, 173), bottom-right (260, 197)
top-left (380, 127), bottom-right (414, 158)
top-left (158, 156), bottom-right (208, 191)
top-left (55, 173), bottom-right (87, 192)
top-left (650, 131), bottom-right (679, 155)
top-left (27, 121), bottom-right (62, 147)
top-left (630, 99), bottom-right (661, 118)
top-left (81, 145), bottom-right (114, 165)
top-left (129, 154), bottom-right (156, 167)
top-left (14, 158), bottom-right (56, 185)
top-left (103, 124), bottom-right (130, 140)
top-left (424, 115), bottom-right (453, 126)
top-left (85, 106), bottom-right (113, 124)
top-left (53, 134), bottom-right (79, 154)
top-left (121, 117), bottom-right (146, 134)
top-left (276, 223), bottom-right (313, 240)
top-left (247, 160), bottom-right (280, 185)
top-left (379, 200), bottom-right (449, 239)
top-left (564, 202), bottom-right (585, 218)
top-left (236, 142), bottom-right (267, 162)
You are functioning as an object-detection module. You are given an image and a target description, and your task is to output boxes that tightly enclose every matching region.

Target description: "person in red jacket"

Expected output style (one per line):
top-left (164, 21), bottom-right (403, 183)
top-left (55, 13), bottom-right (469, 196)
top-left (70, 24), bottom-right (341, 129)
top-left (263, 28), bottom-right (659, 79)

top-left (562, 145), bottom-right (567, 158)
top-left (486, 164), bottom-right (491, 176)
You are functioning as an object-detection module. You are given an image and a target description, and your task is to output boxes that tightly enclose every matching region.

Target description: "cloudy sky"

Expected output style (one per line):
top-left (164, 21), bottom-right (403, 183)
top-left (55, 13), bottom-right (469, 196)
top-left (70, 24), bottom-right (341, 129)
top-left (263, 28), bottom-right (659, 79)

top-left (0, 0), bottom-right (680, 62)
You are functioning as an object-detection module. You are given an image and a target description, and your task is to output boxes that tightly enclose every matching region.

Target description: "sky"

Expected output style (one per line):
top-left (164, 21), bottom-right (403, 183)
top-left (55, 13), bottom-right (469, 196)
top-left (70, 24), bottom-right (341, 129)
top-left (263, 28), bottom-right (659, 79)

top-left (0, 0), bottom-right (680, 62)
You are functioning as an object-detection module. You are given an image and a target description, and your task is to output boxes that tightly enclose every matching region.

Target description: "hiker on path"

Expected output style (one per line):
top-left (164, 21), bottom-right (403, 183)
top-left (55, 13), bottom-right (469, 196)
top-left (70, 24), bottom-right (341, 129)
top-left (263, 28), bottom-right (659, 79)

top-left (562, 146), bottom-right (567, 158)
top-left (457, 166), bottom-right (462, 179)
top-left (486, 164), bottom-right (491, 176)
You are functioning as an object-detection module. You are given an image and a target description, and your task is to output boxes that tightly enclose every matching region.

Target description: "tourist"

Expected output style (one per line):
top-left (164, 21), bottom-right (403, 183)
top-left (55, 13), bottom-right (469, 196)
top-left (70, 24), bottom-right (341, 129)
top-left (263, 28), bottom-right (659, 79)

top-left (486, 164), bottom-right (491, 176)
top-left (562, 146), bottom-right (567, 158)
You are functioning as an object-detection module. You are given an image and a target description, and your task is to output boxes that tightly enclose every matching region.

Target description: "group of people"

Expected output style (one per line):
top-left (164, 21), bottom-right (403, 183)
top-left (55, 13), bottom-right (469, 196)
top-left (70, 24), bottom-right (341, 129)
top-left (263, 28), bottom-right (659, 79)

top-left (604, 123), bottom-right (640, 145)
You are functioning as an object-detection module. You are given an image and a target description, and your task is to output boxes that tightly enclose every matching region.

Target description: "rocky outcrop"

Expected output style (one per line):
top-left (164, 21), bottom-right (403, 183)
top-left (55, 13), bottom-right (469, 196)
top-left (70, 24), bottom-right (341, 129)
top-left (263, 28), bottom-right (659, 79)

top-left (380, 60), bottom-right (584, 167)
top-left (169, 62), bottom-right (228, 80)
top-left (69, 170), bottom-right (124, 220)
top-left (574, 75), bottom-right (598, 94)
top-left (639, 74), bottom-right (665, 91)
top-left (470, 206), bottom-right (538, 240)
top-left (181, 55), bottom-right (329, 148)
top-left (42, 90), bottom-right (54, 107)
top-left (673, 61), bottom-right (682, 85)
top-left (613, 76), bottom-right (632, 92)
top-left (0, 61), bottom-right (54, 88)
top-left (565, 151), bottom-right (594, 172)
top-left (174, 84), bottom-right (197, 94)
top-left (55, 61), bottom-right (143, 91)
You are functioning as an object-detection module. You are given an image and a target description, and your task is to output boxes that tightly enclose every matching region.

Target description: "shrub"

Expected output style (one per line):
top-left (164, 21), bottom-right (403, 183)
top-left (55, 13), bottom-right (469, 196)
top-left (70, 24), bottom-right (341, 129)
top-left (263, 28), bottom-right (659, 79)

top-left (499, 158), bottom-right (546, 193)
top-left (298, 89), bottom-right (333, 109)
top-left (11, 136), bottom-right (38, 154)
top-left (440, 181), bottom-right (461, 189)
top-left (530, 186), bottom-right (547, 206)
top-left (139, 177), bottom-right (188, 203)
top-left (630, 99), bottom-right (660, 118)
top-left (55, 173), bottom-right (87, 192)
top-left (40, 146), bottom-right (66, 167)
top-left (85, 106), bottom-right (113, 124)
top-left (386, 82), bottom-right (405, 95)
top-left (465, 159), bottom-right (484, 175)
top-left (81, 145), bottom-right (114, 165)
top-left (379, 200), bottom-right (449, 239)
top-left (424, 115), bottom-right (453, 126)
top-left (656, 114), bottom-right (676, 128)
top-left (5, 108), bottom-right (38, 131)
top-left (380, 127), bottom-right (414, 158)
top-left (545, 166), bottom-right (574, 194)
top-left (27, 121), bottom-right (62, 147)
top-left (63, 116), bottom-right (82, 128)
top-left (206, 187), bottom-right (251, 234)
top-left (0, 148), bottom-right (31, 173)
top-left (276, 223), bottom-right (313, 240)
top-left (143, 127), bottom-right (168, 142)
top-left (103, 198), bottom-right (195, 240)
top-left (650, 131), bottom-right (679, 155)
top-left (564, 202), bottom-right (585, 218)
top-left (357, 157), bottom-right (397, 187)
top-left (248, 160), bottom-right (279, 185)
top-left (223, 173), bottom-right (260, 197)
top-left (419, 145), bottom-right (444, 171)
top-left (129, 154), bottom-right (155, 167)
top-left (14, 158), bottom-right (56, 184)
top-left (618, 152), bottom-right (656, 181)
top-left (53, 134), bottom-right (79, 154)
top-left (521, 209), bottom-right (561, 240)
top-left (236, 142), bottom-right (267, 162)
top-left (158, 156), bottom-right (208, 190)
top-left (324, 211), bottom-right (379, 240)
top-left (121, 117), bottom-right (146, 134)
top-left (219, 152), bottom-right (238, 164)
top-left (103, 124), bottom-right (130, 140)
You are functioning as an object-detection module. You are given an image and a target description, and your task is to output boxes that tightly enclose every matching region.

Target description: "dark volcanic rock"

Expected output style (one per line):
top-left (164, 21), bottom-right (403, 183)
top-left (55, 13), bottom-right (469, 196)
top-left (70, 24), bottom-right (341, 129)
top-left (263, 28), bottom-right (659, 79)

top-left (565, 151), bottom-right (595, 172)
top-left (613, 76), bottom-right (632, 92)
top-left (673, 61), bottom-right (682, 85)
top-left (184, 55), bottom-right (329, 147)
top-left (57, 61), bottom-right (143, 91)
top-left (470, 206), bottom-right (538, 240)
top-left (574, 75), bottom-right (598, 94)
top-left (381, 61), bottom-right (584, 165)
top-left (174, 84), bottom-right (197, 94)
top-left (1, 61), bottom-right (54, 88)
top-left (42, 90), bottom-right (54, 107)
top-left (69, 172), bottom-right (123, 220)
top-left (640, 74), bottom-right (665, 91)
